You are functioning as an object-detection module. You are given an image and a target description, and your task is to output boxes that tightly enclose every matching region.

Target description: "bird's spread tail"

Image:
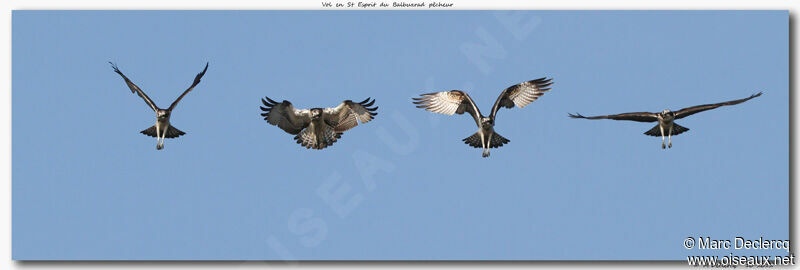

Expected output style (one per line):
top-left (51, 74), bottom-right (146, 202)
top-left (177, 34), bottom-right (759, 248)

top-left (463, 132), bottom-right (483, 149)
top-left (489, 132), bottom-right (510, 148)
top-left (671, 123), bottom-right (690, 136)
top-left (140, 125), bottom-right (186, 138)
top-left (644, 123), bottom-right (689, 137)
top-left (643, 125), bottom-right (661, 137)
top-left (140, 126), bottom-right (158, 137)
top-left (462, 131), bottom-right (510, 149)
top-left (294, 125), bottom-right (342, 150)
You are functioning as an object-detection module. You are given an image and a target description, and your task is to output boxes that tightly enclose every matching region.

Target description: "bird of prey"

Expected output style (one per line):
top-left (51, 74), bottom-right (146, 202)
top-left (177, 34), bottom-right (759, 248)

top-left (260, 97), bottom-right (378, 149)
top-left (110, 62), bottom-right (209, 150)
top-left (412, 77), bottom-right (554, 158)
top-left (568, 92), bottom-right (762, 149)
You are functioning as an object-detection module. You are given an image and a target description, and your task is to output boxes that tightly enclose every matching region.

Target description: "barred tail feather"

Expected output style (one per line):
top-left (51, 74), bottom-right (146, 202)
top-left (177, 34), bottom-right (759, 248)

top-left (644, 125), bottom-right (661, 137)
top-left (462, 132), bottom-right (482, 149)
top-left (462, 131), bottom-right (511, 149)
top-left (165, 126), bottom-right (186, 138)
top-left (644, 123), bottom-right (689, 137)
top-left (671, 123), bottom-right (690, 136)
top-left (294, 125), bottom-right (342, 150)
top-left (141, 126), bottom-right (158, 137)
top-left (141, 125), bottom-right (185, 138)
top-left (488, 132), bottom-right (510, 148)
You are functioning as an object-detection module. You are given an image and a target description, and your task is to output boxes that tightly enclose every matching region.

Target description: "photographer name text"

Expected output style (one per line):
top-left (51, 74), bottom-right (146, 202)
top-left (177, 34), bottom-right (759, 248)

top-left (684, 236), bottom-right (790, 250)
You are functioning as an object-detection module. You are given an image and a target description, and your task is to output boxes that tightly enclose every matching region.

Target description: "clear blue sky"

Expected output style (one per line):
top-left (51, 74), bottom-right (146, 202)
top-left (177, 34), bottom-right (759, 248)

top-left (12, 10), bottom-right (787, 260)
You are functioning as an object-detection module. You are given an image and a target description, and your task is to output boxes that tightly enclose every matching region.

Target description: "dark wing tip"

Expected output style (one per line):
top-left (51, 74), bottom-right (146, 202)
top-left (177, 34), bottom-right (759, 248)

top-left (262, 97), bottom-right (279, 108)
top-left (752, 92), bottom-right (763, 98)
top-left (533, 77), bottom-right (553, 87)
top-left (356, 98), bottom-right (378, 114)
top-left (109, 62), bottom-right (121, 73)
top-left (362, 98), bottom-right (376, 107)
top-left (193, 63), bottom-right (209, 82)
top-left (411, 96), bottom-right (428, 101)
top-left (568, 112), bottom-right (585, 118)
top-left (264, 96), bottom-right (279, 105)
top-left (412, 99), bottom-right (430, 104)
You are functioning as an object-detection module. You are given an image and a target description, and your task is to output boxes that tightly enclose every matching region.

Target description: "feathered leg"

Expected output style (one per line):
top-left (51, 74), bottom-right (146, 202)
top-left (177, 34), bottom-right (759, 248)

top-left (480, 132), bottom-right (488, 158)
top-left (668, 125), bottom-right (673, 148)
top-left (156, 124), bottom-right (163, 150)
top-left (159, 128), bottom-right (167, 150)
top-left (660, 124), bottom-right (666, 149)
top-left (485, 133), bottom-right (493, 158)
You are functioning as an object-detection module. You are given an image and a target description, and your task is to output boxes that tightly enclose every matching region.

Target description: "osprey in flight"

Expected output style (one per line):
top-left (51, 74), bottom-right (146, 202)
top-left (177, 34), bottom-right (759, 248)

top-left (413, 77), bottom-right (554, 157)
top-left (110, 62), bottom-right (209, 150)
top-left (569, 92), bottom-right (762, 149)
top-left (260, 97), bottom-right (378, 149)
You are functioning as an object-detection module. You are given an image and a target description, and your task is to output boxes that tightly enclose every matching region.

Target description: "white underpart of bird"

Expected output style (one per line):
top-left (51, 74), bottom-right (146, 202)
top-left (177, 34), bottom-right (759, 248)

top-left (652, 110), bottom-right (674, 149)
top-left (155, 121), bottom-right (162, 150)
top-left (479, 117), bottom-right (494, 157)
top-left (156, 117), bottom-right (170, 150)
top-left (667, 121), bottom-right (673, 148)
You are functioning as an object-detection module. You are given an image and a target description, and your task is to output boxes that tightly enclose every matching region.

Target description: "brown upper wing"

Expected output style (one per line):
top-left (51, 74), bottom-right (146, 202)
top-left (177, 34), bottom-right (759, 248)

top-left (168, 62), bottom-right (209, 111)
top-left (673, 92), bottom-right (762, 119)
top-left (110, 62), bottom-right (160, 111)
top-left (568, 112), bottom-right (659, 122)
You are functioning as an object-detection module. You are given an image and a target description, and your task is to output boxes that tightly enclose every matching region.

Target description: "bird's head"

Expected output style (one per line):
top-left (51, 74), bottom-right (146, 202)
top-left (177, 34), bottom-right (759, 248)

top-left (310, 108), bottom-right (323, 119)
top-left (660, 109), bottom-right (675, 120)
top-left (481, 117), bottom-right (494, 126)
top-left (157, 110), bottom-right (169, 119)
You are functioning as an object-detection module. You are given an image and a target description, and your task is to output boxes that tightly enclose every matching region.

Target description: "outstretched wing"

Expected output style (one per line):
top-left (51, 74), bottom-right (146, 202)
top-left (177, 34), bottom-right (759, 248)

top-left (490, 77), bottom-right (553, 120)
top-left (323, 98), bottom-right (378, 133)
top-left (260, 97), bottom-right (312, 135)
top-left (412, 90), bottom-right (482, 127)
top-left (168, 62), bottom-right (209, 111)
top-left (110, 62), bottom-right (159, 111)
top-left (673, 92), bottom-right (762, 119)
top-left (568, 112), bottom-right (658, 122)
